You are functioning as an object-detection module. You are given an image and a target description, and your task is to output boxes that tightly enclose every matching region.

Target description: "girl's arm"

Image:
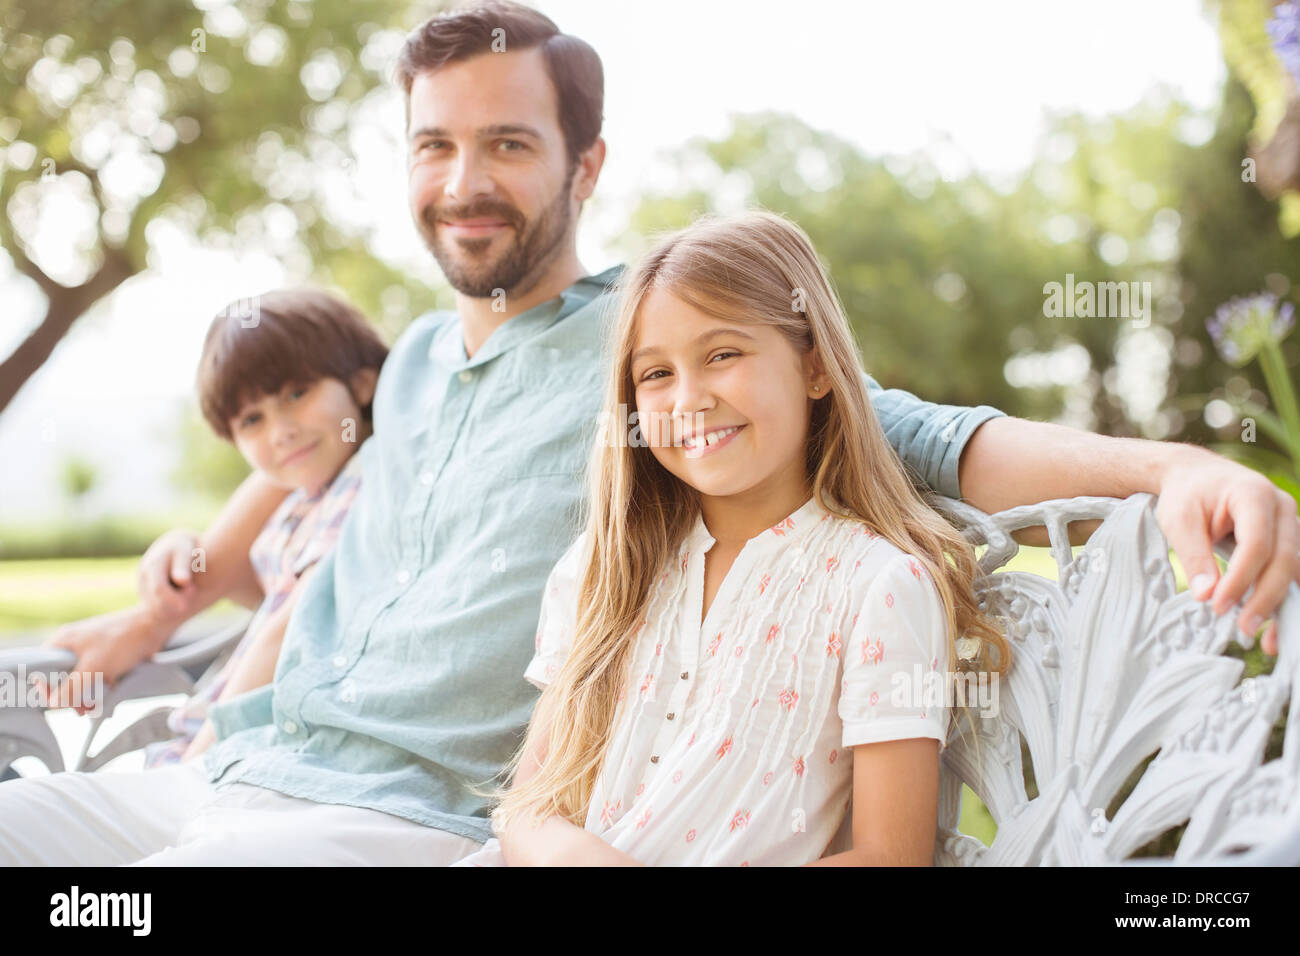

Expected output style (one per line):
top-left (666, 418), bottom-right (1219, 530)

top-left (179, 565), bottom-right (317, 763)
top-left (803, 737), bottom-right (941, 867)
top-left (498, 690), bottom-right (644, 867)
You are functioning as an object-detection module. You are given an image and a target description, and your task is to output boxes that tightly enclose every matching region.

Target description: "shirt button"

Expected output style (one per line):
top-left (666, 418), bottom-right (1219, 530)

top-left (396, 569), bottom-right (411, 585)
top-left (680, 671), bottom-right (689, 680)
top-left (650, 755), bottom-right (659, 764)
top-left (419, 470), bottom-right (434, 486)
top-left (458, 369), bottom-right (473, 383)
top-left (666, 712), bottom-right (675, 720)
top-left (332, 654), bottom-right (347, 669)
top-left (282, 720), bottom-right (298, 735)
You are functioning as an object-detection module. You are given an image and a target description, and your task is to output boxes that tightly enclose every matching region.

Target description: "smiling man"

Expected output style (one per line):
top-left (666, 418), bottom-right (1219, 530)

top-left (2, 0), bottom-right (1296, 866)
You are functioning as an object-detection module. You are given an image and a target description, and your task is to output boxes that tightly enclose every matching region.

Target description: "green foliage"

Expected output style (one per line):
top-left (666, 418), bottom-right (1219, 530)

top-left (170, 402), bottom-right (251, 504)
top-left (0, 0), bottom-right (444, 392)
top-left (58, 455), bottom-right (97, 502)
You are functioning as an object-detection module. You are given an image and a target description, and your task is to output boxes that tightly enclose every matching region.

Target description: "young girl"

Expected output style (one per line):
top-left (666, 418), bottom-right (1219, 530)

top-left (139, 288), bottom-right (388, 766)
top-left (458, 210), bottom-right (1009, 867)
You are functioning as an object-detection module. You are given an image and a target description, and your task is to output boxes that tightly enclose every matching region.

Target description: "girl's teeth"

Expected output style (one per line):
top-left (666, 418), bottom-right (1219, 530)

top-left (688, 427), bottom-right (737, 449)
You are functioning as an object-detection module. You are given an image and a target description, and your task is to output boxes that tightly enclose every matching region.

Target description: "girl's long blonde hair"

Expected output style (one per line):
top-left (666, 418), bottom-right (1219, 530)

top-left (491, 209), bottom-right (1009, 830)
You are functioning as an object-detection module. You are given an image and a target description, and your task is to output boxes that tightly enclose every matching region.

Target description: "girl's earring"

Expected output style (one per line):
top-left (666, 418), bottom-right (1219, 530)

top-left (812, 385), bottom-right (821, 393)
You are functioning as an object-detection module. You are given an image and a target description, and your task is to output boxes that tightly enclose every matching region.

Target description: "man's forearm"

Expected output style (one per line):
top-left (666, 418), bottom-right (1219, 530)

top-left (956, 416), bottom-right (1197, 544)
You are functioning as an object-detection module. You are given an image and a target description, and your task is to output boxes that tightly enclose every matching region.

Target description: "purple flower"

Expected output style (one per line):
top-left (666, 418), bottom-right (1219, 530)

top-left (1206, 291), bottom-right (1296, 366)
top-left (1268, 2), bottom-right (1300, 88)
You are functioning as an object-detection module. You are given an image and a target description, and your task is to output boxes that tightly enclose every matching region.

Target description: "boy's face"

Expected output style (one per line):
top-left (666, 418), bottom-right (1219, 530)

top-left (405, 47), bottom-right (588, 298)
top-left (229, 374), bottom-right (374, 495)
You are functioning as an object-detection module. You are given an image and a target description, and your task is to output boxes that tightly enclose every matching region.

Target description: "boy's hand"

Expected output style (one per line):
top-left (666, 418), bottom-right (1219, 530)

top-left (138, 528), bottom-right (203, 620)
top-left (41, 605), bottom-right (175, 714)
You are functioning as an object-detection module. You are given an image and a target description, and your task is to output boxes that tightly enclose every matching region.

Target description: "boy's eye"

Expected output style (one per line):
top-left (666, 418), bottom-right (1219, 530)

top-left (238, 411), bottom-right (261, 429)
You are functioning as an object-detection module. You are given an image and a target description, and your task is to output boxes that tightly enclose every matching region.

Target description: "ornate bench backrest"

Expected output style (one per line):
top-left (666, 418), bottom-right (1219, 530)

top-left (929, 492), bottom-right (1299, 866)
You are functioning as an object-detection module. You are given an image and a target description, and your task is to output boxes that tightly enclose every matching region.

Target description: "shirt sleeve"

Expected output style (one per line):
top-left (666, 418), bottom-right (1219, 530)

top-left (208, 683), bottom-right (275, 740)
top-left (522, 531), bottom-right (588, 690)
top-left (862, 369), bottom-right (1006, 501)
top-left (839, 552), bottom-right (951, 753)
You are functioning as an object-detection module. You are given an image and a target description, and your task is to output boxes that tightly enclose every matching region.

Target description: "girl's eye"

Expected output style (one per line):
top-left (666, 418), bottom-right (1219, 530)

top-left (638, 352), bottom-right (739, 383)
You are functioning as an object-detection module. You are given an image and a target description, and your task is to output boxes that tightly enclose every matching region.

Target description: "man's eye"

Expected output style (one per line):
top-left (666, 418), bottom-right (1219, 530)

top-left (499, 139), bottom-right (527, 152)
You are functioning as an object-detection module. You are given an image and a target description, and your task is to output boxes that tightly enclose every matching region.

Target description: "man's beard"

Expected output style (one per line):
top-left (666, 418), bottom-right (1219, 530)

top-left (417, 170), bottom-right (574, 299)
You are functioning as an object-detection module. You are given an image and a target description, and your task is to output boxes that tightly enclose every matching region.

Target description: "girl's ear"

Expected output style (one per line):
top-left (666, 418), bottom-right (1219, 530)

top-left (350, 367), bottom-right (380, 407)
top-left (804, 349), bottom-right (831, 399)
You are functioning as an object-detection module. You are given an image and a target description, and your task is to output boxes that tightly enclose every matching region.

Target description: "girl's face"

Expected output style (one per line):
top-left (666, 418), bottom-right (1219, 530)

top-left (229, 371), bottom-right (375, 495)
top-left (630, 287), bottom-right (825, 507)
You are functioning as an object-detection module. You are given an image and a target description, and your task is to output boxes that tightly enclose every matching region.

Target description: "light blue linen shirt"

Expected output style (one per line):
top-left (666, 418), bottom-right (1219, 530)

top-left (204, 263), bottom-right (1007, 843)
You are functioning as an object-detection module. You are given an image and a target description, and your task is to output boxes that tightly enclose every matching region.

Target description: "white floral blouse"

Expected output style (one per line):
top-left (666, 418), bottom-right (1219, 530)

top-left (465, 493), bottom-right (951, 867)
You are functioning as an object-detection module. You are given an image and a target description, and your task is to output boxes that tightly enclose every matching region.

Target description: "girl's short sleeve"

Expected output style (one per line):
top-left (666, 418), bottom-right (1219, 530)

top-left (839, 552), bottom-right (951, 754)
top-left (523, 532), bottom-right (587, 690)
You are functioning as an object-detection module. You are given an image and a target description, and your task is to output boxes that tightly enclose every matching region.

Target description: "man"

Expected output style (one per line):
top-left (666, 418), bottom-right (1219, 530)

top-left (3, 0), bottom-right (1296, 865)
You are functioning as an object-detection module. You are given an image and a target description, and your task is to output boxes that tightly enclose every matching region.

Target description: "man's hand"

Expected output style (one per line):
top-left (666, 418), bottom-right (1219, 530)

top-left (41, 605), bottom-right (177, 713)
top-left (958, 418), bottom-right (1299, 657)
top-left (1155, 446), bottom-right (1300, 656)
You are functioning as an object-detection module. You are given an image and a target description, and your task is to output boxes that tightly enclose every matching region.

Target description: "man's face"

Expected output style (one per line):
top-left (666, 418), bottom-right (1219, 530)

top-left (406, 48), bottom-right (576, 298)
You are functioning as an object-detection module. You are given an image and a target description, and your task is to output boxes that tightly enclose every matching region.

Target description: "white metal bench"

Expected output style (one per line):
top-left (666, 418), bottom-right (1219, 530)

top-left (928, 492), bottom-right (1299, 865)
top-left (1, 492), bottom-right (1295, 865)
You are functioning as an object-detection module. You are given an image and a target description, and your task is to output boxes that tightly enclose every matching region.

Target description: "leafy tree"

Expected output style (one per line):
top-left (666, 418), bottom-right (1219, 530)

top-left (0, 0), bottom-right (443, 414)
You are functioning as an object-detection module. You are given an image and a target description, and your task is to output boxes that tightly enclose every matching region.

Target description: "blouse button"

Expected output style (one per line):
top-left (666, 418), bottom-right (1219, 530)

top-left (666, 712), bottom-right (675, 720)
top-left (680, 671), bottom-right (689, 680)
top-left (650, 755), bottom-right (659, 764)
top-left (458, 369), bottom-right (473, 383)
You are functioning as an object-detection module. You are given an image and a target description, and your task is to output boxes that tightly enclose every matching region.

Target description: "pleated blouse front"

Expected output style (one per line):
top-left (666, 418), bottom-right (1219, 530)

top-left (524, 493), bottom-right (951, 866)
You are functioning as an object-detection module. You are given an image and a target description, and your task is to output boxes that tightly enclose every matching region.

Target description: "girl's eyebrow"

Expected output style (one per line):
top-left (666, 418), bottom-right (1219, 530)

top-left (631, 327), bottom-right (757, 365)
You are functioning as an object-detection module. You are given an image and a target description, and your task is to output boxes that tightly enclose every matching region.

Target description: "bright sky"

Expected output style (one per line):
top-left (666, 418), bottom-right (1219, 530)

top-left (0, 0), bottom-right (1226, 522)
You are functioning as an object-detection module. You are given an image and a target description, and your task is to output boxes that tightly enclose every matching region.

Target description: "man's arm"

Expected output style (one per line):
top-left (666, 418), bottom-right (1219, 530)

top-left (180, 565), bottom-right (313, 763)
top-left (957, 415), bottom-right (1300, 655)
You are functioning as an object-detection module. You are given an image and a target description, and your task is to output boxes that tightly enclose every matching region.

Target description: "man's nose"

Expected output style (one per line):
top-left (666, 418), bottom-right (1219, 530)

top-left (445, 148), bottom-right (492, 203)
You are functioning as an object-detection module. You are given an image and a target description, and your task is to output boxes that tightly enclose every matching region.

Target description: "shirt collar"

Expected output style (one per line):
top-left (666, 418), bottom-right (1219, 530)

top-left (426, 264), bottom-right (625, 371)
top-left (682, 493), bottom-right (832, 556)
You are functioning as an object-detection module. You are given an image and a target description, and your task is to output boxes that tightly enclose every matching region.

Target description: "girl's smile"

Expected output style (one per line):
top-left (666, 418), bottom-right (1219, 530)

top-left (681, 424), bottom-right (746, 459)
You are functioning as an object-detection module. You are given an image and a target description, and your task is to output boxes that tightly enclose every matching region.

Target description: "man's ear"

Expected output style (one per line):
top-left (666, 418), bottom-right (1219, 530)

top-left (572, 136), bottom-right (606, 203)
top-left (350, 367), bottom-right (380, 407)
